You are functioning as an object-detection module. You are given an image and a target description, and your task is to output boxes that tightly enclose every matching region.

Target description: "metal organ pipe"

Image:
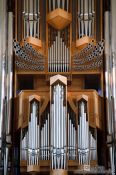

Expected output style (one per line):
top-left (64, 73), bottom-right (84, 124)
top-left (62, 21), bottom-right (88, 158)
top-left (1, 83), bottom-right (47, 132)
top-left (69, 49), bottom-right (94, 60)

top-left (27, 100), bottom-right (40, 170)
top-left (67, 106), bottom-right (76, 161)
top-left (77, 101), bottom-right (89, 165)
top-left (40, 109), bottom-right (50, 161)
top-left (0, 1), bottom-right (13, 174)
top-left (104, 11), bottom-right (114, 172)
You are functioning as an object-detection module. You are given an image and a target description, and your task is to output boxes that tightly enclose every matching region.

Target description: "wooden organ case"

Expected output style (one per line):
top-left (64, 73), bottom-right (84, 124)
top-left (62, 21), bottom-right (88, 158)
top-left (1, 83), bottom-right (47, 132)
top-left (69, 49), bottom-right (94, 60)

top-left (13, 0), bottom-right (104, 174)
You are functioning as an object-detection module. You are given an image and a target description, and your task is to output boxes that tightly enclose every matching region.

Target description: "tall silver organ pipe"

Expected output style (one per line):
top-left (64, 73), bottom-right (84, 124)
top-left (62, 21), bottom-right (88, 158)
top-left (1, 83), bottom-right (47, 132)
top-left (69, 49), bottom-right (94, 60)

top-left (7, 11), bottom-right (13, 146)
top-left (0, 0), bottom-right (7, 160)
top-left (23, 0), bottom-right (40, 39)
top-left (40, 107), bottom-right (50, 161)
top-left (104, 10), bottom-right (114, 172)
top-left (27, 97), bottom-right (40, 172)
top-left (77, 101), bottom-right (89, 165)
top-left (48, 0), bottom-right (70, 12)
top-left (77, 0), bottom-right (95, 38)
top-left (0, 0), bottom-right (13, 174)
top-left (67, 106), bottom-right (77, 160)
top-left (50, 75), bottom-right (67, 173)
top-left (48, 30), bottom-right (70, 72)
top-left (110, 0), bottom-right (116, 173)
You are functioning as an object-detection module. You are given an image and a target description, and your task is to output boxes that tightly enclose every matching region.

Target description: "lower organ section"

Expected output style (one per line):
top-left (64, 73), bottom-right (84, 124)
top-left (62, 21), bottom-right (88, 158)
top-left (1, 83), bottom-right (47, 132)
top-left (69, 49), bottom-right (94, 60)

top-left (14, 75), bottom-right (102, 174)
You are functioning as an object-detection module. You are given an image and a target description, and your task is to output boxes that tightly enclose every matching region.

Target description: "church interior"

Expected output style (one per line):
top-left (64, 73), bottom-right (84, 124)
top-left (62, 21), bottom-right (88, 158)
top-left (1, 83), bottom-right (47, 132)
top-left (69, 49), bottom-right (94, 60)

top-left (0, 0), bottom-right (116, 174)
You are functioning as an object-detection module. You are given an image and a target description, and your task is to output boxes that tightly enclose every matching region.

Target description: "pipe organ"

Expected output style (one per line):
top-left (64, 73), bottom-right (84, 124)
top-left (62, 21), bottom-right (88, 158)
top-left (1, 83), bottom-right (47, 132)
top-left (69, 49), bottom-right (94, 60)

top-left (1, 0), bottom-right (116, 174)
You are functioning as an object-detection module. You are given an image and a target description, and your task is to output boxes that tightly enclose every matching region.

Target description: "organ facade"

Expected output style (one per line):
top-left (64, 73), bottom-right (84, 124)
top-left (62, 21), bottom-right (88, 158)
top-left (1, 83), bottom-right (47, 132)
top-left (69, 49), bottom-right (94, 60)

top-left (0, 0), bottom-right (116, 175)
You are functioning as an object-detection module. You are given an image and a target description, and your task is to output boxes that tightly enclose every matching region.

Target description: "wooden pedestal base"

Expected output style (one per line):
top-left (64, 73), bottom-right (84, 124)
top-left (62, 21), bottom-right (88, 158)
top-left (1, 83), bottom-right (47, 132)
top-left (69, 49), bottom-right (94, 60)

top-left (50, 169), bottom-right (67, 175)
top-left (27, 165), bottom-right (40, 173)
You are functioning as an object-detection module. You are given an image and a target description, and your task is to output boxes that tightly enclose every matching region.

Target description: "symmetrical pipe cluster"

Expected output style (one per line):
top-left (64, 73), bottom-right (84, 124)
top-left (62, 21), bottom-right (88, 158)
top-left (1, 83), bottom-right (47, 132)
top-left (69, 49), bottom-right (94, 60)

top-left (40, 112), bottom-right (50, 160)
top-left (48, 31), bottom-right (70, 72)
top-left (77, 0), bottom-right (95, 38)
top-left (23, 0), bottom-right (40, 39)
top-left (77, 101), bottom-right (89, 165)
top-left (18, 76), bottom-right (99, 174)
top-left (28, 100), bottom-right (40, 166)
top-left (48, 0), bottom-right (70, 12)
top-left (50, 76), bottom-right (67, 170)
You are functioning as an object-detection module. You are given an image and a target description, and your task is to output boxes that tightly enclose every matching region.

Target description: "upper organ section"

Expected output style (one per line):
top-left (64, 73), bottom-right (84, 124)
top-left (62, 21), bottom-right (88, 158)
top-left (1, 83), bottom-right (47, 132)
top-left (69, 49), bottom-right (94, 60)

top-left (14, 0), bottom-right (103, 74)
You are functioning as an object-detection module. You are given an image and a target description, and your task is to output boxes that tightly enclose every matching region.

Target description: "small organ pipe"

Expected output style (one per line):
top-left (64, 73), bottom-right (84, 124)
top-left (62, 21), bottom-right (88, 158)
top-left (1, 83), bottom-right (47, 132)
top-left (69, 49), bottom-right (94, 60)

top-left (67, 116), bottom-right (69, 160)
top-left (80, 0), bottom-right (84, 15)
top-left (89, 20), bottom-right (92, 37)
top-left (58, 0), bottom-right (60, 8)
top-left (92, 0), bottom-right (94, 13)
top-left (60, 38), bottom-right (63, 72)
top-left (64, 45), bottom-right (67, 72)
top-left (58, 31), bottom-right (60, 72)
top-left (89, 0), bottom-right (92, 14)
top-left (67, 0), bottom-right (69, 11)
top-left (53, 0), bottom-right (55, 10)
top-left (78, 0), bottom-right (80, 16)
top-left (53, 41), bottom-right (55, 72)
top-left (84, 0), bottom-right (88, 15)
top-left (51, 44), bottom-right (53, 72)
top-left (62, 0), bottom-right (65, 9)
top-left (48, 114), bottom-right (50, 159)
top-left (62, 42), bottom-right (65, 72)
top-left (49, 0), bottom-right (51, 12)
top-left (29, 0), bottom-right (33, 14)
top-left (56, 36), bottom-right (58, 72)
